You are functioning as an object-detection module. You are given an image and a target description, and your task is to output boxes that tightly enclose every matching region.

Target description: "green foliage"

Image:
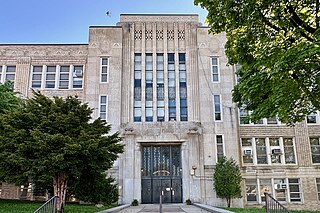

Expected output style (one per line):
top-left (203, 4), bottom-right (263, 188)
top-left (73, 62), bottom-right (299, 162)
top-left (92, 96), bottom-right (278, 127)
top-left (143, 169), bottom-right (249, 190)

top-left (214, 157), bottom-right (242, 207)
top-left (0, 91), bottom-right (123, 204)
top-left (195, 0), bottom-right (320, 124)
top-left (68, 171), bottom-right (119, 204)
top-left (0, 81), bottom-right (23, 114)
top-left (131, 199), bottom-right (139, 206)
top-left (185, 198), bottom-right (192, 205)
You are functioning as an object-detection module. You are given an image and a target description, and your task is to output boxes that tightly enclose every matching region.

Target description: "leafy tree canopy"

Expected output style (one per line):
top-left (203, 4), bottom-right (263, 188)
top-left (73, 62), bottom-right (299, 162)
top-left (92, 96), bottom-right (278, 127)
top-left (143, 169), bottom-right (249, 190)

top-left (195, 0), bottom-right (320, 124)
top-left (213, 157), bottom-right (242, 207)
top-left (0, 81), bottom-right (23, 113)
top-left (0, 91), bottom-right (123, 212)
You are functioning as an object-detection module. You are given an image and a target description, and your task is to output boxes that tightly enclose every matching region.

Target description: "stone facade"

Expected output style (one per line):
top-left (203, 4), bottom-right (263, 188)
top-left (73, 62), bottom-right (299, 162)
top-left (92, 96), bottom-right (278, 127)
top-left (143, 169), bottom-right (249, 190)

top-left (0, 14), bottom-right (319, 211)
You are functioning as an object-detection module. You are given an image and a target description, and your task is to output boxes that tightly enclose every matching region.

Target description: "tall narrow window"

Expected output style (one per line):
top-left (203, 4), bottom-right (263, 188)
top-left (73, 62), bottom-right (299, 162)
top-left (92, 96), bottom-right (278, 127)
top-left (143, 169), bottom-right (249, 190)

top-left (211, 57), bottom-right (219, 82)
top-left (134, 54), bottom-right (142, 122)
top-left (5, 66), bottom-right (16, 88)
top-left (255, 138), bottom-right (267, 164)
top-left (239, 107), bottom-right (249, 124)
top-left (168, 53), bottom-right (176, 121)
top-left (288, 178), bottom-right (301, 202)
top-left (242, 138), bottom-right (253, 164)
top-left (270, 138), bottom-right (282, 164)
top-left (145, 54), bottom-right (153, 122)
top-left (157, 54), bottom-right (164, 122)
top-left (245, 179), bottom-right (257, 202)
top-left (179, 53), bottom-right (187, 121)
top-left (0, 66), bottom-right (2, 83)
top-left (99, 95), bottom-right (107, 121)
top-left (284, 138), bottom-right (296, 164)
top-left (310, 138), bottom-right (320, 164)
top-left (45, 66), bottom-right (56, 88)
top-left (101, 58), bottom-right (108, 83)
top-left (316, 178), bottom-right (320, 201)
top-left (59, 66), bottom-right (70, 89)
top-left (216, 135), bottom-right (224, 161)
top-left (213, 95), bottom-right (221, 121)
top-left (73, 65), bottom-right (83, 88)
top-left (31, 66), bottom-right (43, 88)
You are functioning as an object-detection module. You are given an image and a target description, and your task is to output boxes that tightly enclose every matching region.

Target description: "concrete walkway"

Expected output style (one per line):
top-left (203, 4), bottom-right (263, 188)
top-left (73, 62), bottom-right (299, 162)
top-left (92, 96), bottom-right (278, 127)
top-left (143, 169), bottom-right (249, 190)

top-left (97, 203), bottom-right (235, 213)
top-left (116, 204), bottom-right (211, 213)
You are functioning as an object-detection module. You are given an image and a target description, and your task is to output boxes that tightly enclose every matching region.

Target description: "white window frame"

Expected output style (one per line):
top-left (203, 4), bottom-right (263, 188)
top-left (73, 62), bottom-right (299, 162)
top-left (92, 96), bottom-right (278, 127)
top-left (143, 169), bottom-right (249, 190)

top-left (45, 65), bottom-right (57, 89)
top-left (307, 111), bottom-right (319, 125)
top-left (30, 65), bottom-right (44, 89)
top-left (99, 95), bottom-right (108, 122)
top-left (241, 137), bottom-right (297, 166)
top-left (72, 65), bottom-right (84, 89)
top-left (3, 65), bottom-right (16, 85)
top-left (211, 57), bottom-right (220, 82)
top-left (0, 65), bottom-right (3, 83)
top-left (316, 178), bottom-right (320, 201)
top-left (310, 137), bottom-right (320, 164)
top-left (213, 94), bottom-right (222, 121)
top-left (100, 57), bottom-right (109, 83)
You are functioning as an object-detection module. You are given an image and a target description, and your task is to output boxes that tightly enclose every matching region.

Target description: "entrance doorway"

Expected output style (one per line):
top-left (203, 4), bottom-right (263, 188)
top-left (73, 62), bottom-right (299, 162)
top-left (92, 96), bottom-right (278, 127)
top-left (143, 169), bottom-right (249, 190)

top-left (141, 145), bottom-right (182, 204)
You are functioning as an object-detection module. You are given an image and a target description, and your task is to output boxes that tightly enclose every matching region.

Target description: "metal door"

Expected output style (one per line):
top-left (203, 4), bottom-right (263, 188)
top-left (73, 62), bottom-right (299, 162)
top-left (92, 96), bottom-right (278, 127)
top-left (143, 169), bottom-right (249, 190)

top-left (141, 145), bottom-right (182, 203)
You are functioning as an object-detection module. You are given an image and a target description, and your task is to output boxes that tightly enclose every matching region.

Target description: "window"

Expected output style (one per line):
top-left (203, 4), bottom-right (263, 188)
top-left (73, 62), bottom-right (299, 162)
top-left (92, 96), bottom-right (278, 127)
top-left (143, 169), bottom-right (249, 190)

top-left (307, 112), bottom-right (319, 124)
top-left (168, 53), bottom-right (176, 121)
top-left (239, 107), bottom-right (249, 124)
top-left (242, 137), bottom-right (296, 166)
top-left (242, 138), bottom-right (253, 164)
top-left (45, 66), bottom-right (56, 88)
top-left (288, 178), bottom-right (302, 202)
top-left (59, 66), bottom-right (70, 89)
top-left (284, 138), bottom-right (296, 164)
top-left (211, 57), bottom-right (219, 82)
top-left (101, 58), bottom-right (108, 83)
top-left (145, 54), bottom-right (153, 122)
top-left (99, 95), bottom-right (107, 121)
top-left (316, 178), bottom-right (320, 201)
top-left (256, 138), bottom-right (267, 164)
top-left (270, 138), bottom-right (282, 164)
top-left (31, 66), bottom-right (43, 88)
top-left (134, 54), bottom-right (142, 122)
top-left (73, 65), bottom-right (83, 88)
top-left (0, 66), bottom-right (2, 83)
top-left (310, 138), bottom-right (320, 164)
top-left (246, 179), bottom-right (257, 202)
top-left (5, 66), bottom-right (16, 87)
top-left (245, 178), bottom-right (301, 205)
top-left (216, 135), bottom-right (224, 161)
top-left (179, 53), bottom-right (187, 121)
top-left (213, 95), bottom-right (222, 121)
top-left (260, 179), bottom-right (272, 202)
top-left (267, 117), bottom-right (278, 124)
top-left (157, 54), bottom-right (164, 122)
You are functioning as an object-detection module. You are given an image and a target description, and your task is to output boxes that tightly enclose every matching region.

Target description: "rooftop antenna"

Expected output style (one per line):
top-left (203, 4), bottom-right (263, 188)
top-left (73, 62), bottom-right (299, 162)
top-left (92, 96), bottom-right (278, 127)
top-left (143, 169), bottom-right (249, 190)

top-left (106, 11), bottom-right (112, 17)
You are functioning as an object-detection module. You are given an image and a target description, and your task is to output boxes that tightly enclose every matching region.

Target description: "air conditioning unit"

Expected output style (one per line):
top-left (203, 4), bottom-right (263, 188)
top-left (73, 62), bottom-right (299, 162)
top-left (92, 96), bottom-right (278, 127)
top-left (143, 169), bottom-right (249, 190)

top-left (276, 183), bottom-right (287, 190)
top-left (281, 183), bottom-right (287, 189)
top-left (243, 149), bottom-right (252, 156)
top-left (73, 70), bottom-right (83, 77)
top-left (272, 149), bottom-right (282, 155)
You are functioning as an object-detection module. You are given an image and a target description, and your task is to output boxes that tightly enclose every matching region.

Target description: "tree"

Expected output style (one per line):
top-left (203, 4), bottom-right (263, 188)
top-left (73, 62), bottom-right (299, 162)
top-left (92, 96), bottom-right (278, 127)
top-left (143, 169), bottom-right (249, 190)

top-left (0, 91), bottom-right (123, 213)
top-left (0, 81), bottom-right (23, 113)
top-left (213, 157), bottom-right (242, 207)
top-left (195, 0), bottom-right (320, 124)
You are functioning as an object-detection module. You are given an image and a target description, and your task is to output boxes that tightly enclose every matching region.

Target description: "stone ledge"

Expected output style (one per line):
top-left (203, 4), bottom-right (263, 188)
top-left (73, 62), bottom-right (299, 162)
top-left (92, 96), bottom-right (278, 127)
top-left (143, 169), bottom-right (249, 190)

top-left (95, 204), bottom-right (131, 213)
top-left (193, 203), bottom-right (235, 213)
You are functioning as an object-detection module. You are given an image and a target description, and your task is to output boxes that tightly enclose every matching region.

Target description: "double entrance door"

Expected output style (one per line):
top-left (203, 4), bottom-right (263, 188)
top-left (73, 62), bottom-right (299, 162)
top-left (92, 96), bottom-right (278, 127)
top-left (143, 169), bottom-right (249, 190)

top-left (141, 145), bottom-right (182, 204)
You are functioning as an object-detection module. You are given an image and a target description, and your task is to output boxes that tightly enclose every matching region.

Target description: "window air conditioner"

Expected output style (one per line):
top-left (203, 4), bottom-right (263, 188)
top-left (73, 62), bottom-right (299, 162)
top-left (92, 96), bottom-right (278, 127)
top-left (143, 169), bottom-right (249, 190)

top-left (272, 149), bottom-right (282, 155)
top-left (73, 70), bottom-right (83, 77)
top-left (243, 149), bottom-right (252, 156)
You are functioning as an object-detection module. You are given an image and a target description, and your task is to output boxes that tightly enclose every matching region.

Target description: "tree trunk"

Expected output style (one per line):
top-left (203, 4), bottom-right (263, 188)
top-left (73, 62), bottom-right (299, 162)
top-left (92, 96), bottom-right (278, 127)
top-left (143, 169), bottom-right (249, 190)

top-left (53, 173), bottom-right (68, 213)
top-left (227, 198), bottom-right (231, 207)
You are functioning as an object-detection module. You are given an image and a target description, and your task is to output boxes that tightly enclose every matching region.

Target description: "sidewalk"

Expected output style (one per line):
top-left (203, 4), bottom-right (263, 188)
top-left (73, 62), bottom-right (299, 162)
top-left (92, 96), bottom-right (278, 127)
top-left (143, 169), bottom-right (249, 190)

top-left (97, 203), bottom-right (235, 213)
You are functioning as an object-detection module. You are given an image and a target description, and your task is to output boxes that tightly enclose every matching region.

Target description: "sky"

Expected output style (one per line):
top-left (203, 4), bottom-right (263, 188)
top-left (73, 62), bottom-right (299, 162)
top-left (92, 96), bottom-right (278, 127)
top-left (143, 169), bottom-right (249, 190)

top-left (0, 0), bottom-right (208, 44)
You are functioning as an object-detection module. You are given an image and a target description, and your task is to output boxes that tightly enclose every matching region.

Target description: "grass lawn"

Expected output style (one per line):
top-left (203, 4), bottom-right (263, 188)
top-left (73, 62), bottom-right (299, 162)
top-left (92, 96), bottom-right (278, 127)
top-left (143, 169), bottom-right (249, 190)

top-left (0, 199), bottom-right (114, 213)
top-left (225, 207), bottom-right (320, 213)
